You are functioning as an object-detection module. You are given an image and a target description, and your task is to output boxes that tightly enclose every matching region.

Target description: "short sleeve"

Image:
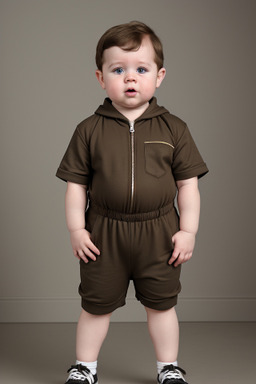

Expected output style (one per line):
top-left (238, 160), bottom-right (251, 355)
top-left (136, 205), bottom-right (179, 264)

top-left (172, 124), bottom-right (209, 180)
top-left (56, 126), bottom-right (91, 185)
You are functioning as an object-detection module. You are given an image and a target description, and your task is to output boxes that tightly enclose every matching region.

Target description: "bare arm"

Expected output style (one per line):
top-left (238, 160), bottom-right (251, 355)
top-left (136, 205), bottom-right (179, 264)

top-left (65, 182), bottom-right (100, 263)
top-left (169, 177), bottom-right (200, 267)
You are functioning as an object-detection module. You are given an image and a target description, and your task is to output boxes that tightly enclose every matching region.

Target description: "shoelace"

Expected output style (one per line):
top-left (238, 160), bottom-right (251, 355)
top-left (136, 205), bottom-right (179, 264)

top-left (159, 364), bottom-right (187, 382)
top-left (67, 364), bottom-right (95, 383)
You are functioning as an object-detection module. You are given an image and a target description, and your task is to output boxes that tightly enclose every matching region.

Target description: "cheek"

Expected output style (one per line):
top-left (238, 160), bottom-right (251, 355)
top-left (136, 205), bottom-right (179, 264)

top-left (142, 79), bottom-right (157, 94)
top-left (105, 78), bottom-right (121, 95)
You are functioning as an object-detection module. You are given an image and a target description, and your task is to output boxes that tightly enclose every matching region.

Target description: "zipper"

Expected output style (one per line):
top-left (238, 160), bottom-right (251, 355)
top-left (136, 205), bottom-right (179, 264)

top-left (129, 121), bottom-right (135, 212)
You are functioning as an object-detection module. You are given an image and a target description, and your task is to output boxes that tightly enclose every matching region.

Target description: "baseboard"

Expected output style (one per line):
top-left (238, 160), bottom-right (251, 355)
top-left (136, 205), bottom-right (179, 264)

top-left (0, 297), bottom-right (255, 322)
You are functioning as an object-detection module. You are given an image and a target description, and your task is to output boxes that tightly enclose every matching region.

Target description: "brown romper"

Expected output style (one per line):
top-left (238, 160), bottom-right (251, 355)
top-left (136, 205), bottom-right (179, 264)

top-left (56, 97), bottom-right (208, 315)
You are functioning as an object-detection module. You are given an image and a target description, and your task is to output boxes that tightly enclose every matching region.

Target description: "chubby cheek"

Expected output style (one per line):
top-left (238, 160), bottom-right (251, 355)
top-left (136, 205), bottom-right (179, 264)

top-left (104, 79), bottom-right (122, 98)
top-left (141, 82), bottom-right (157, 98)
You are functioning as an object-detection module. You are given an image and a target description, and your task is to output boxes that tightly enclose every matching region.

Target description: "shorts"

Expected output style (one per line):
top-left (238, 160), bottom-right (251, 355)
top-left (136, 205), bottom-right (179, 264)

top-left (79, 202), bottom-right (181, 315)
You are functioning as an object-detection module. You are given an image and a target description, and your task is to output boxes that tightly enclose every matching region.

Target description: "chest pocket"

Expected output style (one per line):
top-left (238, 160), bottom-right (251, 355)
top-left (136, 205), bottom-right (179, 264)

top-left (144, 141), bottom-right (174, 178)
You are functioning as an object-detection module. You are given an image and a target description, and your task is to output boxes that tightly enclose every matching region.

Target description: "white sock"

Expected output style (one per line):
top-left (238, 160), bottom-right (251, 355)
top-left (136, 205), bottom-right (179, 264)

top-left (76, 360), bottom-right (97, 375)
top-left (157, 360), bottom-right (178, 374)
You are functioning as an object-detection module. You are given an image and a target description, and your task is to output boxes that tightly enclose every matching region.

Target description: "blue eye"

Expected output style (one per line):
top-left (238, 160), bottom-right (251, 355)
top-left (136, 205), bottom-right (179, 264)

top-left (113, 67), bottom-right (124, 75)
top-left (137, 67), bottom-right (147, 74)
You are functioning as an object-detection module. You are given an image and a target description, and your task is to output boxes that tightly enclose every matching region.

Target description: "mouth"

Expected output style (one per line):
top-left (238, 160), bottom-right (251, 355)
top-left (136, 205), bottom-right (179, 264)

top-left (125, 89), bottom-right (137, 96)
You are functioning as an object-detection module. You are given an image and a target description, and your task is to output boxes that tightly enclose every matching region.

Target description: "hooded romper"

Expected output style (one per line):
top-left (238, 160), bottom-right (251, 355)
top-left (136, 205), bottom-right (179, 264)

top-left (56, 97), bottom-right (208, 315)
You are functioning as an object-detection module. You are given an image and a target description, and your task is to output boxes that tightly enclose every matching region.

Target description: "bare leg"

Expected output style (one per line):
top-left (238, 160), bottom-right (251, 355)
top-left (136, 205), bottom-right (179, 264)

top-left (145, 306), bottom-right (179, 362)
top-left (76, 309), bottom-right (111, 362)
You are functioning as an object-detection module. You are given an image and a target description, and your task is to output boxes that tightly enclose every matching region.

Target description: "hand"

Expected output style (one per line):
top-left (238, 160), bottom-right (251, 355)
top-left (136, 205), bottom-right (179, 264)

top-left (169, 230), bottom-right (195, 267)
top-left (70, 229), bottom-right (100, 263)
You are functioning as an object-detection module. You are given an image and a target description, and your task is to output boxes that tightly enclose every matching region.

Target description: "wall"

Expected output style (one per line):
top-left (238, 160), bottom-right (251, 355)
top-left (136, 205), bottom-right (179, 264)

top-left (1, 0), bottom-right (255, 322)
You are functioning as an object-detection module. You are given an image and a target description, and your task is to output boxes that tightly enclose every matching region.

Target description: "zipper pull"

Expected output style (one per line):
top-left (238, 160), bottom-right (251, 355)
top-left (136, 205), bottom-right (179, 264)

top-left (129, 121), bottom-right (135, 133)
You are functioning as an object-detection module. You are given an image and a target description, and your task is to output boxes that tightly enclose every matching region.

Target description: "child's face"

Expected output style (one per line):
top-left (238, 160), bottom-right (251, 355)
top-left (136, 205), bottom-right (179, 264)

top-left (96, 36), bottom-right (166, 119)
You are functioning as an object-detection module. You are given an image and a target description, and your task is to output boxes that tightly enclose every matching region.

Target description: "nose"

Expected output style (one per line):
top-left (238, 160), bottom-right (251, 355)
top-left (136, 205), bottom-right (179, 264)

top-left (124, 71), bottom-right (136, 83)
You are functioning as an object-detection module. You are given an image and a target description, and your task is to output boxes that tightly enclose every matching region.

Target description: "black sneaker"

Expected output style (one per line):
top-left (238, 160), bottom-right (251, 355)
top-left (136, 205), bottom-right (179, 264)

top-left (157, 364), bottom-right (188, 384)
top-left (65, 364), bottom-right (98, 384)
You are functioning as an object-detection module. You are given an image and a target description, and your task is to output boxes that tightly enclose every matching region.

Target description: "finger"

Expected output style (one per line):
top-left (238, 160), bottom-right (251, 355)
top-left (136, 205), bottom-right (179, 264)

top-left (174, 252), bottom-right (192, 267)
top-left (73, 250), bottom-right (80, 261)
top-left (174, 255), bottom-right (183, 267)
top-left (77, 250), bottom-right (89, 263)
top-left (82, 247), bottom-right (97, 261)
top-left (168, 249), bottom-right (180, 265)
top-left (87, 239), bottom-right (100, 255)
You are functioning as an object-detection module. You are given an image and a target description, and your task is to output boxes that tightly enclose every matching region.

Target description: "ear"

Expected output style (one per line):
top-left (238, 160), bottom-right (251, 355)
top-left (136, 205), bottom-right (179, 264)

top-left (95, 70), bottom-right (106, 89)
top-left (156, 67), bottom-right (166, 88)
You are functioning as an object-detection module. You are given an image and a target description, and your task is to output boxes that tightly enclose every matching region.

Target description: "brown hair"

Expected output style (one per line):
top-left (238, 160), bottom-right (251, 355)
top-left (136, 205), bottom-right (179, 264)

top-left (95, 21), bottom-right (164, 71)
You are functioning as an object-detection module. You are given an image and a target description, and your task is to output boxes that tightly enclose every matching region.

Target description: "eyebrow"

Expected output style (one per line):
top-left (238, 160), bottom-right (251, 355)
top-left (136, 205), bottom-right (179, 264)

top-left (137, 61), bottom-right (153, 67)
top-left (107, 62), bottom-right (123, 70)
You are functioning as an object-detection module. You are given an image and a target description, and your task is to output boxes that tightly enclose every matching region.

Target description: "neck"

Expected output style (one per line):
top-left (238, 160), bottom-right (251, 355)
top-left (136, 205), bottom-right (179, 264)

top-left (112, 102), bottom-right (149, 121)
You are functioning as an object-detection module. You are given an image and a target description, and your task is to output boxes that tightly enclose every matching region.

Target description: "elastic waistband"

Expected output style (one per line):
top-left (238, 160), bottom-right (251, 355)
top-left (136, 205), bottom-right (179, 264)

top-left (89, 201), bottom-right (174, 222)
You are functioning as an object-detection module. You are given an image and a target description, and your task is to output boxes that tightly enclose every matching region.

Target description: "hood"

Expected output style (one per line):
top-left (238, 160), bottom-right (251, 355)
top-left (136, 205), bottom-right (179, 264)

top-left (95, 97), bottom-right (169, 121)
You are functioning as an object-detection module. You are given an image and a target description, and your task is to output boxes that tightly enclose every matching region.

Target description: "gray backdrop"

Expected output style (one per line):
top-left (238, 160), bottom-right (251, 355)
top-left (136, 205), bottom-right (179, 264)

top-left (1, 0), bottom-right (255, 322)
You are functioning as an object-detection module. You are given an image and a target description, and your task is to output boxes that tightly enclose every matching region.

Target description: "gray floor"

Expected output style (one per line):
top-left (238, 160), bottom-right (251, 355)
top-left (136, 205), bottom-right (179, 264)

top-left (0, 322), bottom-right (255, 384)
